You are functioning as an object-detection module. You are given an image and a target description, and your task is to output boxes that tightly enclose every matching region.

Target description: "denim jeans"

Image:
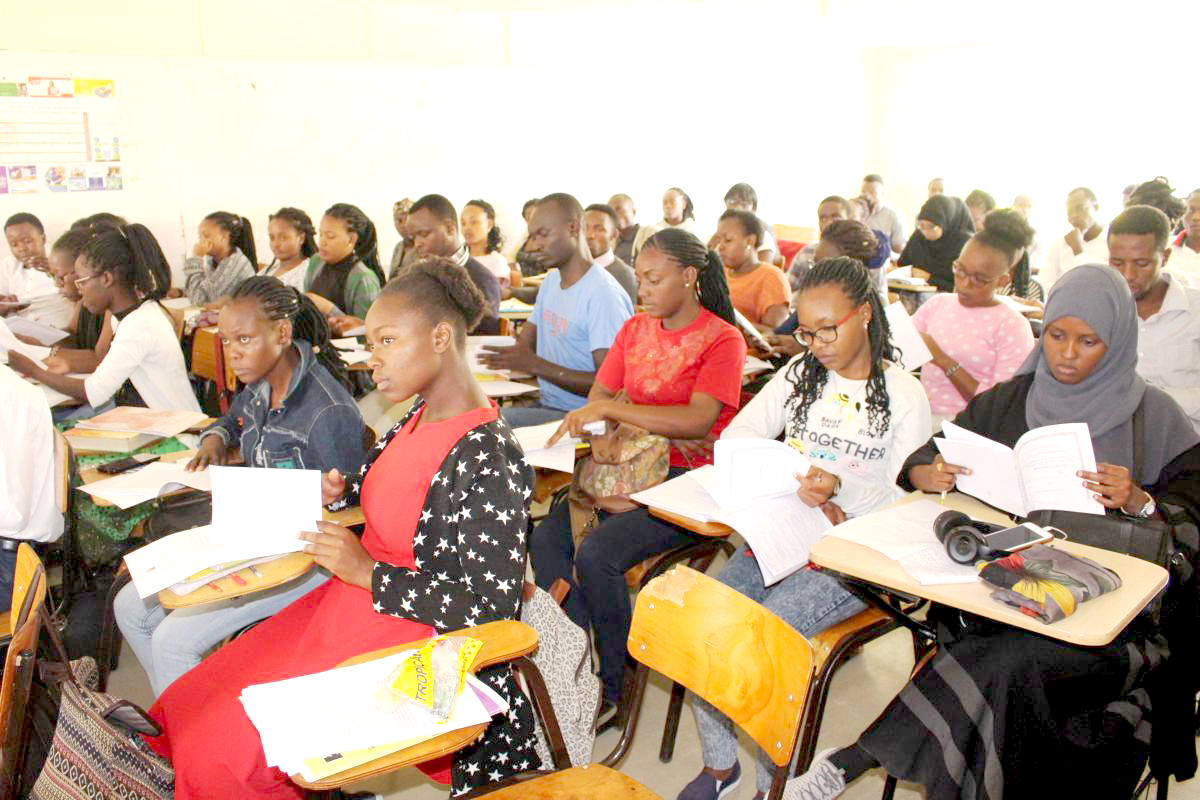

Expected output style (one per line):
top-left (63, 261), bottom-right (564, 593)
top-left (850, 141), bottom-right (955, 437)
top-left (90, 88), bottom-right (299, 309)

top-left (499, 404), bottom-right (566, 429)
top-left (528, 472), bottom-right (697, 704)
top-left (0, 549), bottom-right (18, 613)
top-left (113, 568), bottom-right (330, 696)
top-left (691, 546), bottom-right (865, 793)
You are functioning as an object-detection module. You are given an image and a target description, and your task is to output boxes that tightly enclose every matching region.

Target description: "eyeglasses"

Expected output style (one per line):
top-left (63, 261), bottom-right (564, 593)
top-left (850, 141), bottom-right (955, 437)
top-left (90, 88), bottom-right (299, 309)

top-left (73, 274), bottom-right (99, 289)
top-left (951, 261), bottom-right (998, 288)
top-left (792, 307), bottom-right (861, 347)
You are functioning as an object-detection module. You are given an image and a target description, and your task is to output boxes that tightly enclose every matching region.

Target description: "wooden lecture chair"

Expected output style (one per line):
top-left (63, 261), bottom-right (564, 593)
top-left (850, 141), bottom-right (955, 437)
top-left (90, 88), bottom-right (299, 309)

top-left (0, 545), bottom-right (48, 797)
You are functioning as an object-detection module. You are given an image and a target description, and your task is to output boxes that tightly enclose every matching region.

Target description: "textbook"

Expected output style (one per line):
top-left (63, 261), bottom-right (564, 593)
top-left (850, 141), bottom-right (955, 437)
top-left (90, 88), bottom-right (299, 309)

top-left (65, 427), bottom-right (160, 454)
top-left (631, 438), bottom-right (831, 585)
top-left (79, 460), bottom-right (213, 508)
top-left (932, 421), bottom-right (1106, 517)
top-left (74, 406), bottom-right (209, 438)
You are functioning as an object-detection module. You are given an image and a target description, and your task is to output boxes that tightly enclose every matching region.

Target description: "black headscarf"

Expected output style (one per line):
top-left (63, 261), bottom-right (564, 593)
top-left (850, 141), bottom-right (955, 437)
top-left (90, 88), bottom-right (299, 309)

top-left (898, 195), bottom-right (976, 292)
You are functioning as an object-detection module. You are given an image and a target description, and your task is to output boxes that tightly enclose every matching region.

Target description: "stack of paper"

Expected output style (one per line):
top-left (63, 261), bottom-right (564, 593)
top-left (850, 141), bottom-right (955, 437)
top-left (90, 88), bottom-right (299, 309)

top-left (122, 465), bottom-right (321, 598)
top-left (79, 461), bottom-right (213, 509)
top-left (75, 406), bottom-right (209, 438)
top-left (239, 650), bottom-right (507, 780)
top-left (512, 421), bottom-right (580, 472)
top-left (631, 438), bottom-right (832, 585)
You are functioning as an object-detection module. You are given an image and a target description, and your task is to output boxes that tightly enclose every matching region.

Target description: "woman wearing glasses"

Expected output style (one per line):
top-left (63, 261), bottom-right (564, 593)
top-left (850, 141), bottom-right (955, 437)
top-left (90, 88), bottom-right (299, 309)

top-left (911, 224), bottom-right (1036, 427)
top-left (678, 257), bottom-right (931, 800)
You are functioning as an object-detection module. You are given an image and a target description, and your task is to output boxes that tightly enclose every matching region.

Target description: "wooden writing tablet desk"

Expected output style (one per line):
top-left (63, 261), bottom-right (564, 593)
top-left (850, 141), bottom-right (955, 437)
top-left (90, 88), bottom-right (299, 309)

top-left (810, 492), bottom-right (1169, 647)
top-left (887, 280), bottom-right (939, 293)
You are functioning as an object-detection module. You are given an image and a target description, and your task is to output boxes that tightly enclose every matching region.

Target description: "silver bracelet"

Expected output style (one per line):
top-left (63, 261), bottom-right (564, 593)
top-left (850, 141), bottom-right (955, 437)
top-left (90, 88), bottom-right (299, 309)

top-left (944, 362), bottom-right (962, 378)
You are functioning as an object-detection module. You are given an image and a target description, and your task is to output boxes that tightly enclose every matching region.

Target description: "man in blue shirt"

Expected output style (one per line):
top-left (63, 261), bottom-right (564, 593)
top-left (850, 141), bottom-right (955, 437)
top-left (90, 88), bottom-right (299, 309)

top-left (481, 193), bottom-right (633, 428)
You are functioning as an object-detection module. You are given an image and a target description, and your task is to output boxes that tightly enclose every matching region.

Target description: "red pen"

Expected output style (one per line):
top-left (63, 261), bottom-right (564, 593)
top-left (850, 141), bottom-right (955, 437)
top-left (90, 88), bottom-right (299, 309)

top-left (229, 573), bottom-right (248, 586)
top-left (206, 582), bottom-right (223, 592)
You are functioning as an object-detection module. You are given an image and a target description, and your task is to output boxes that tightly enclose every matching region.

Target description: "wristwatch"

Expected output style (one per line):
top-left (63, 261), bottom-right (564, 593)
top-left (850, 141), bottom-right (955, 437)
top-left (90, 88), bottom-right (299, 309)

top-left (1130, 491), bottom-right (1157, 518)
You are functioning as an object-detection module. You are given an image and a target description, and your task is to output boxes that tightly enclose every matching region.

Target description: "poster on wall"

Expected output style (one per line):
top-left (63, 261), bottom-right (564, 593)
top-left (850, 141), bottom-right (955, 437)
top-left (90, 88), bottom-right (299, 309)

top-left (0, 76), bottom-right (123, 194)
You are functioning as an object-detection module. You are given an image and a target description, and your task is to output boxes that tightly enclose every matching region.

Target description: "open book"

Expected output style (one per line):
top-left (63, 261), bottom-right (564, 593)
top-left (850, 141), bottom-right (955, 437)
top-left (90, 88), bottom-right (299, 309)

top-left (79, 460), bottom-right (212, 508)
top-left (75, 406), bottom-right (209, 438)
top-left (631, 438), bottom-right (831, 586)
top-left (932, 421), bottom-right (1105, 517)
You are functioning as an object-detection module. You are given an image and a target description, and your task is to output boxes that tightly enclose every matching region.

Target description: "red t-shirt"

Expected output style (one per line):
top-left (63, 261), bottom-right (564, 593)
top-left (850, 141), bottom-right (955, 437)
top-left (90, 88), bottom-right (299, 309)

top-left (595, 309), bottom-right (747, 468)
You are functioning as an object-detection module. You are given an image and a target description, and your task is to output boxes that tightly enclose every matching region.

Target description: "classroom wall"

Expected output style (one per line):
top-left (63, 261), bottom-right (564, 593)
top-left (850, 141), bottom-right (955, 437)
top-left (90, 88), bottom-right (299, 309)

top-left (0, 0), bottom-right (869, 277)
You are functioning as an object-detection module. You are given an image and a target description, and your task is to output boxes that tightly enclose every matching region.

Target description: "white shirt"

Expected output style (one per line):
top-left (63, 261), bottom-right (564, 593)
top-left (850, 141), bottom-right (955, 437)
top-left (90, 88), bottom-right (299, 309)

top-left (84, 301), bottom-right (201, 412)
top-left (0, 364), bottom-right (63, 543)
top-left (264, 258), bottom-right (311, 292)
top-left (722, 358), bottom-right (932, 517)
top-left (1038, 231), bottom-right (1108, 289)
top-left (0, 255), bottom-right (73, 328)
top-left (1136, 274), bottom-right (1200, 432)
top-left (593, 249), bottom-right (616, 268)
top-left (1167, 239), bottom-right (1200, 287)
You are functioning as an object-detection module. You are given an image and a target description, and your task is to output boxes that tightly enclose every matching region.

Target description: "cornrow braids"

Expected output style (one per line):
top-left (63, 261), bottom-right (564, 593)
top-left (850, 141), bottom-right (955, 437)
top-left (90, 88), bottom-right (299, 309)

top-left (786, 256), bottom-right (898, 438)
top-left (83, 223), bottom-right (172, 301)
top-left (821, 219), bottom-right (879, 265)
top-left (230, 275), bottom-right (351, 391)
top-left (465, 199), bottom-right (503, 254)
top-left (668, 187), bottom-right (695, 221)
top-left (205, 211), bottom-right (258, 266)
top-left (1129, 177), bottom-right (1186, 226)
top-left (269, 207), bottom-right (317, 259)
top-left (642, 227), bottom-right (736, 326)
top-left (325, 203), bottom-right (384, 284)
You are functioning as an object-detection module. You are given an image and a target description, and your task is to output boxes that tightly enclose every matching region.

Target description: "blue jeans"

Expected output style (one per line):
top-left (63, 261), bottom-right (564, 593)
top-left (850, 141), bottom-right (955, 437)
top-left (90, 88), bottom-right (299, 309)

top-left (691, 546), bottom-right (864, 793)
top-left (0, 549), bottom-right (18, 612)
top-left (500, 404), bottom-right (566, 429)
top-left (113, 568), bottom-right (330, 696)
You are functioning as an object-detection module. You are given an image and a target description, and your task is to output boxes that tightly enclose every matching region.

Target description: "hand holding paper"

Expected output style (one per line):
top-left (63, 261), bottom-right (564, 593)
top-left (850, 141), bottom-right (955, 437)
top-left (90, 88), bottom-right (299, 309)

top-left (297, 521), bottom-right (375, 590)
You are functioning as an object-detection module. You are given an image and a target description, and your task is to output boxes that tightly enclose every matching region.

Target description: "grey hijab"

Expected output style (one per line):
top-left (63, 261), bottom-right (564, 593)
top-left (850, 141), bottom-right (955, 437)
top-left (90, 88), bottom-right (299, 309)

top-left (1019, 264), bottom-right (1199, 483)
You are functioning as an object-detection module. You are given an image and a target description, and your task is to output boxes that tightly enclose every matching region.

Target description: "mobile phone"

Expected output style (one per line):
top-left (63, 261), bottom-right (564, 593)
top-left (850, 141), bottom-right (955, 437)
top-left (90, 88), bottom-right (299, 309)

top-left (97, 453), bottom-right (161, 474)
top-left (981, 522), bottom-right (1055, 553)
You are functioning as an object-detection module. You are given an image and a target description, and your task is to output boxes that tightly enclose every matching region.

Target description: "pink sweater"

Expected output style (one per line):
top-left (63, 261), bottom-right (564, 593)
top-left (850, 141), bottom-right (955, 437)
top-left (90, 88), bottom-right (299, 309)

top-left (912, 293), bottom-right (1035, 416)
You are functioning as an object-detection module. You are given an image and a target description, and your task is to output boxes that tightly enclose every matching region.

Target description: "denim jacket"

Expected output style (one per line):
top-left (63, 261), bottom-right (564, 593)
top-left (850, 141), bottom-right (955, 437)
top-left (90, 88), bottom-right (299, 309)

top-left (201, 343), bottom-right (365, 474)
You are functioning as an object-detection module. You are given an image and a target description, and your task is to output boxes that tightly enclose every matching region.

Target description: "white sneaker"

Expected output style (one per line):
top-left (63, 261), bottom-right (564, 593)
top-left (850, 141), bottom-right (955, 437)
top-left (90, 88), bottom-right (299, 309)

top-left (783, 748), bottom-right (847, 800)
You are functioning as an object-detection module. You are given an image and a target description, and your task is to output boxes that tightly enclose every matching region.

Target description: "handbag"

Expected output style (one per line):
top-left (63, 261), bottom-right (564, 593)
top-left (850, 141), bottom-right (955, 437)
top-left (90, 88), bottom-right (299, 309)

top-left (142, 490), bottom-right (212, 542)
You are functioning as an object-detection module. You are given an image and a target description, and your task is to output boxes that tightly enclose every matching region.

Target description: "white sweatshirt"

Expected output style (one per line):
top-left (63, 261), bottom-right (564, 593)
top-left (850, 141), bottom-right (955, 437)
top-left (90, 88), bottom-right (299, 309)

top-left (722, 356), bottom-right (932, 517)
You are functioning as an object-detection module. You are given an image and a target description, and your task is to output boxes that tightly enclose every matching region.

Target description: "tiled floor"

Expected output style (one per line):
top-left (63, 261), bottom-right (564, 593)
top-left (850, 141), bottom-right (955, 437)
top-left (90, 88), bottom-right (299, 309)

top-left (107, 613), bottom-right (1200, 799)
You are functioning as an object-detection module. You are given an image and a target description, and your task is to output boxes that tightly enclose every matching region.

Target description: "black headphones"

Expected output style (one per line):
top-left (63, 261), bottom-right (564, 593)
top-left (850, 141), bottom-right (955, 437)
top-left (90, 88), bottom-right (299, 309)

top-left (933, 510), bottom-right (1008, 565)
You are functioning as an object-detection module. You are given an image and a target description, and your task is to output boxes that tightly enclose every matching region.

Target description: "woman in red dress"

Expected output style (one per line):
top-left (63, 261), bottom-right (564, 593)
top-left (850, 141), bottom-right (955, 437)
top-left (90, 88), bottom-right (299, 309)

top-left (146, 256), bottom-right (539, 798)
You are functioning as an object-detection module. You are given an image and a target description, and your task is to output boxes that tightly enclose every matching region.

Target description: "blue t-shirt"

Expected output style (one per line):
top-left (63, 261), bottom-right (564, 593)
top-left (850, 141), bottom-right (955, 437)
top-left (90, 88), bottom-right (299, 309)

top-left (532, 264), bottom-right (634, 411)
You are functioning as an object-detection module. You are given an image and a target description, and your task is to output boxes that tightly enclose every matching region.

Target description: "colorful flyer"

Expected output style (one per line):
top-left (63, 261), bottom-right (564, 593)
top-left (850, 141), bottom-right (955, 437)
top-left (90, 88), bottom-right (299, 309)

top-left (8, 165), bottom-right (38, 193)
top-left (26, 77), bottom-right (73, 98)
top-left (44, 165), bottom-right (68, 192)
top-left (0, 83), bottom-right (23, 97)
top-left (86, 164), bottom-right (106, 191)
top-left (104, 165), bottom-right (123, 191)
top-left (68, 165), bottom-right (88, 191)
top-left (73, 78), bottom-right (115, 99)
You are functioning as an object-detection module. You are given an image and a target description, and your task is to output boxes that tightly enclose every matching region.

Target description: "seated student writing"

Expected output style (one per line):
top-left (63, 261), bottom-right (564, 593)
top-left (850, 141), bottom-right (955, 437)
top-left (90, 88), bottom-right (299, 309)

top-left (678, 257), bottom-right (931, 800)
top-left (0, 362), bottom-right (64, 611)
top-left (479, 193), bottom-right (633, 428)
top-left (898, 195), bottom-right (975, 292)
top-left (530, 228), bottom-right (746, 717)
top-left (182, 212), bottom-right (258, 306)
top-left (112, 275), bottom-right (366, 696)
top-left (2, 212), bottom-right (73, 328)
top-left (146, 258), bottom-right (539, 798)
top-left (304, 202), bottom-right (385, 334)
top-left (261, 207), bottom-right (317, 292)
top-left (38, 227), bottom-right (114, 375)
top-left (716, 209), bottom-right (792, 332)
top-left (6, 224), bottom-right (200, 414)
top-left (912, 221), bottom-right (1035, 427)
top-left (786, 263), bottom-right (1200, 800)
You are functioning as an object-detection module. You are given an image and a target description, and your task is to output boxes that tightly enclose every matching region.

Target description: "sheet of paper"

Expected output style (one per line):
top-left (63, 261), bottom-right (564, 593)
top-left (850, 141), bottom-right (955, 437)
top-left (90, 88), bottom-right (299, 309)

top-left (1014, 423), bottom-right (1105, 515)
top-left (512, 422), bottom-right (578, 473)
top-left (123, 525), bottom-right (232, 597)
top-left (341, 324), bottom-right (366, 337)
top-left (159, 296), bottom-right (195, 311)
top-left (480, 379), bottom-right (538, 398)
top-left (743, 355), bottom-right (773, 376)
top-left (734, 309), bottom-right (771, 351)
top-left (897, 546), bottom-right (981, 585)
top-left (467, 335), bottom-right (516, 375)
top-left (933, 437), bottom-right (1023, 516)
top-left (3, 317), bottom-right (68, 345)
top-left (38, 381), bottom-right (75, 407)
top-left (713, 493), bottom-right (831, 585)
top-left (239, 651), bottom-right (494, 770)
top-left (0, 317), bottom-right (50, 366)
top-left (78, 460), bottom-right (213, 509)
top-left (884, 301), bottom-right (934, 372)
top-left (338, 349), bottom-right (371, 365)
top-left (499, 298), bottom-right (534, 314)
top-left (75, 407), bottom-right (208, 437)
top-left (208, 466), bottom-right (321, 551)
top-left (630, 467), bottom-right (723, 523)
top-left (995, 294), bottom-right (1040, 315)
top-left (826, 498), bottom-right (951, 559)
top-left (713, 438), bottom-right (810, 509)
top-left (330, 337), bottom-right (360, 348)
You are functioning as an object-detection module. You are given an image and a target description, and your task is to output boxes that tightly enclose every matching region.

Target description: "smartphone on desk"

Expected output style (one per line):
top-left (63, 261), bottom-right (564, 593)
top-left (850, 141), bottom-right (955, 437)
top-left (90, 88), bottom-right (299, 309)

top-left (98, 453), bottom-right (161, 474)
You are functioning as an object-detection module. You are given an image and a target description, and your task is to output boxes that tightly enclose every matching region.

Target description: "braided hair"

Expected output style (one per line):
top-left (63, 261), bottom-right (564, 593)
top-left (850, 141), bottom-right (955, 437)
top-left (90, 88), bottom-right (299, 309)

top-left (1128, 177), bottom-right (1186, 227)
top-left (269, 207), bottom-right (317, 259)
top-left (821, 219), bottom-right (879, 265)
top-left (465, 199), bottom-right (503, 254)
top-left (666, 187), bottom-right (695, 221)
top-left (641, 228), bottom-right (735, 326)
top-left (82, 223), bottom-right (172, 301)
top-left (204, 211), bottom-right (258, 266)
top-left (229, 275), bottom-right (351, 391)
top-left (786, 257), bottom-right (898, 439)
top-left (324, 203), bottom-right (384, 284)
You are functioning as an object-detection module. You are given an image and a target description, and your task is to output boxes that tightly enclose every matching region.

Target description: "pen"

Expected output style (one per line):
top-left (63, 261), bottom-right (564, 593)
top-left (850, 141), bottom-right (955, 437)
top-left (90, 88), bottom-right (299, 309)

top-left (249, 565), bottom-right (263, 578)
top-left (940, 490), bottom-right (947, 505)
top-left (206, 582), bottom-right (223, 592)
top-left (229, 573), bottom-right (247, 586)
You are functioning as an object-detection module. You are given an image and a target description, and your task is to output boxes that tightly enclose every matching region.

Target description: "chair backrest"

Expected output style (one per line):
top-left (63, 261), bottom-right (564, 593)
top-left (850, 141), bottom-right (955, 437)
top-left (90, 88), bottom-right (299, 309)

top-left (0, 545), bottom-right (46, 796)
top-left (191, 327), bottom-right (238, 411)
top-left (496, 316), bottom-right (511, 336)
top-left (629, 566), bottom-right (814, 768)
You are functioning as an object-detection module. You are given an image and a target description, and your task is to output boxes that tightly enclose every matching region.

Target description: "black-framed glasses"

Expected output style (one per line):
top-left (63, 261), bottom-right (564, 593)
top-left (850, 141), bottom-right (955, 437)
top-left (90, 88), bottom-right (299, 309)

top-left (792, 307), bottom-right (861, 347)
top-left (951, 260), bottom-right (997, 288)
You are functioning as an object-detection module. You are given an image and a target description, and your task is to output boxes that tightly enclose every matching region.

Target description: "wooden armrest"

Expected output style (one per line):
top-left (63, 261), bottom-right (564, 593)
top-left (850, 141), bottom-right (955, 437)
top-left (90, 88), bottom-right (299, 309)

top-left (337, 619), bottom-right (537, 671)
top-left (324, 506), bottom-right (365, 526)
top-left (647, 507), bottom-right (734, 538)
